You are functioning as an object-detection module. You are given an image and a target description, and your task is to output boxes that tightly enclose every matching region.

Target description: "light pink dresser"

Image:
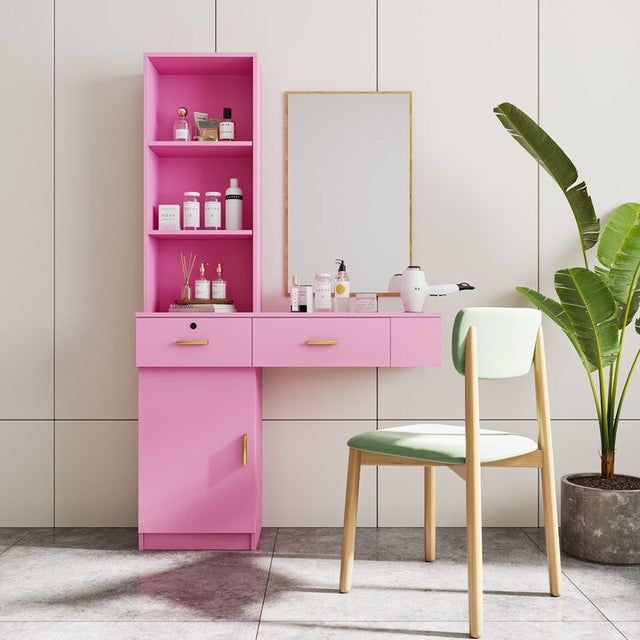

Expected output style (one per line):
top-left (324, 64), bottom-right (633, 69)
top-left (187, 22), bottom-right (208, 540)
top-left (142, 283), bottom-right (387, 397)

top-left (137, 53), bottom-right (441, 551)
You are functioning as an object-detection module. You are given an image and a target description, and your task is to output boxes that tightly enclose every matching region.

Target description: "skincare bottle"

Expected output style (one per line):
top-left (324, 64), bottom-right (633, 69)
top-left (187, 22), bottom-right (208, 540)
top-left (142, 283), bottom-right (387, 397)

top-left (183, 192), bottom-right (201, 230)
top-left (204, 192), bottom-right (222, 229)
top-left (219, 107), bottom-right (235, 140)
top-left (299, 284), bottom-right (313, 312)
top-left (333, 259), bottom-right (351, 312)
top-left (173, 107), bottom-right (191, 141)
top-left (290, 274), bottom-right (301, 312)
top-left (194, 263), bottom-right (211, 300)
top-left (225, 178), bottom-right (243, 230)
top-left (211, 262), bottom-right (227, 299)
top-left (314, 273), bottom-right (333, 312)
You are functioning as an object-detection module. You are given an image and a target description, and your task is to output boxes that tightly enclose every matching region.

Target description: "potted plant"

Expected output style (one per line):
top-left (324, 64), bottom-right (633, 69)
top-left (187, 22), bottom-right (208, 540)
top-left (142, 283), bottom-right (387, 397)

top-left (494, 102), bottom-right (640, 564)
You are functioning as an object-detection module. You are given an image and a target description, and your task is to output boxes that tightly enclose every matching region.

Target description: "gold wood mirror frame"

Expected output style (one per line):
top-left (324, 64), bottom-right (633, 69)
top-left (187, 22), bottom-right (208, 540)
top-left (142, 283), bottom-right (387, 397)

top-left (284, 91), bottom-right (412, 295)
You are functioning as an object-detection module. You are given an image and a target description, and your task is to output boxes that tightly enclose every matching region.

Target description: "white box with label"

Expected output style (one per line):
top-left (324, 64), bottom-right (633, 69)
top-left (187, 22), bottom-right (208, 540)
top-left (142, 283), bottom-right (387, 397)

top-left (158, 204), bottom-right (181, 231)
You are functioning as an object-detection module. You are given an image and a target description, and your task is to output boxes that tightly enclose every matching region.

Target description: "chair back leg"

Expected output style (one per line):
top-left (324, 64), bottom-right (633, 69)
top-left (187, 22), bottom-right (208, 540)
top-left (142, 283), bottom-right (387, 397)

top-left (534, 327), bottom-right (562, 597)
top-left (424, 465), bottom-right (436, 561)
top-left (339, 448), bottom-right (362, 593)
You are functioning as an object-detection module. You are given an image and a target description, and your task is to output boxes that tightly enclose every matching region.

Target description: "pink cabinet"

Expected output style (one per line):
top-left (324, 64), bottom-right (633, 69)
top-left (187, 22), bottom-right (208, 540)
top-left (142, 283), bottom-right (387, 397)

top-left (253, 317), bottom-right (391, 367)
top-left (136, 317), bottom-right (252, 367)
top-left (138, 367), bottom-right (261, 550)
top-left (138, 54), bottom-right (443, 552)
top-left (390, 316), bottom-right (442, 367)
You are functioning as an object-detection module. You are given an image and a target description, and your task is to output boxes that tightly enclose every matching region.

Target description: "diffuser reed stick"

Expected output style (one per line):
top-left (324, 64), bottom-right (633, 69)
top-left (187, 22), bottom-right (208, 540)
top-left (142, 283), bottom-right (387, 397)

top-left (180, 252), bottom-right (196, 301)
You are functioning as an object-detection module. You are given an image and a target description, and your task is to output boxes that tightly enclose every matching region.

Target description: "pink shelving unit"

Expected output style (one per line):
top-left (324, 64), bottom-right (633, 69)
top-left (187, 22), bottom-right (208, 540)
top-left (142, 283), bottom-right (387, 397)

top-left (143, 53), bottom-right (260, 314)
top-left (138, 53), bottom-right (262, 551)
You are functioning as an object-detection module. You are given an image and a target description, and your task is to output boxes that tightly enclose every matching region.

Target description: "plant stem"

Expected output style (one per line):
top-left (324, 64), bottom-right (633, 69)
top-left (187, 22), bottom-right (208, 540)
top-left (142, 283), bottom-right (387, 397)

top-left (580, 245), bottom-right (589, 270)
top-left (586, 370), bottom-right (602, 423)
top-left (597, 365), bottom-right (609, 453)
top-left (609, 263), bottom-right (640, 441)
top-left (601, 449), bottom-right (615, 479)
top-left (613, 347), bottom-right (640, 434)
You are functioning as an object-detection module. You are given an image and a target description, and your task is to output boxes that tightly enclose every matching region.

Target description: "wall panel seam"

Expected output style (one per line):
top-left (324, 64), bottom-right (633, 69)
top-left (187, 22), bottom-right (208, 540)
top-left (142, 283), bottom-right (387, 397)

top-left (53, 0), bottom-right (57, 527)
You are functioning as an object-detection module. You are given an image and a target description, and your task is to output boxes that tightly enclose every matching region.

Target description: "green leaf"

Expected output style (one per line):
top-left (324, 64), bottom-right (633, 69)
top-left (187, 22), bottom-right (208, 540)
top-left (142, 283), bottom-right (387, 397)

top-left (596, 265), bottom-right (640, 327)
top-left (636, 317), bottom-right (640, 334)
top-left (598, 203), bottom-right (640, 268)
top-left (517, 286), bottom-right (596, 372)
top-left (494, 102), bottom-right (599, 251)
top-left (603, 209), bottom-right (640, 307)
top-left (554, 267), bottom-right (619, 369)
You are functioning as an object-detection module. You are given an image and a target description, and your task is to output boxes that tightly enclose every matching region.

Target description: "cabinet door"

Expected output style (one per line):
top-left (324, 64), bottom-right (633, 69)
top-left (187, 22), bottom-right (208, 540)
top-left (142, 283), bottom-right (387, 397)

top-left (139, 367), bottom-right (259, 533)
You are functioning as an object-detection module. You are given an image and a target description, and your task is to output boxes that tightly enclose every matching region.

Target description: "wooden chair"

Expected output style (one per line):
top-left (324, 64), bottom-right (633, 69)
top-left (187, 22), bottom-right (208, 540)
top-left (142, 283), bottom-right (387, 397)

top-left (338, 308), bottom-right (561, 638)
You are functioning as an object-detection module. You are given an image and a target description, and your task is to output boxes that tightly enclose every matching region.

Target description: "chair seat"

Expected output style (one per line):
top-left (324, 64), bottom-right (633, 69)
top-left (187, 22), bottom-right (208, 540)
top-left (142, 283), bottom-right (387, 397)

top-left (347, 424), bottom-right (538, 465)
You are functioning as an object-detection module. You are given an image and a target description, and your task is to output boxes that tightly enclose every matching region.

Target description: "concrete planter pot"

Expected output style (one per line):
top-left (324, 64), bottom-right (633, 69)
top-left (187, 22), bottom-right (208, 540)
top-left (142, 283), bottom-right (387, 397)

top-left (561, 473), bottom-right (640, 564)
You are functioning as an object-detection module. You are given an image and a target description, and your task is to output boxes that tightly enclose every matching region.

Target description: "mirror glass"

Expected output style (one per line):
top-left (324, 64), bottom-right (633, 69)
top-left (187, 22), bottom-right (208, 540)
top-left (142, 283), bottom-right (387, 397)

top-left (285, 92), bottom-right (411, 293)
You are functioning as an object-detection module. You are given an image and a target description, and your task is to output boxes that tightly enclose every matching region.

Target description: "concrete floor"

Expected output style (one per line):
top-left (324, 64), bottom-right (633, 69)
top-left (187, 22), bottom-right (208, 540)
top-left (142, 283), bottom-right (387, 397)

top-left (0, 527), bottom-right (638, 639)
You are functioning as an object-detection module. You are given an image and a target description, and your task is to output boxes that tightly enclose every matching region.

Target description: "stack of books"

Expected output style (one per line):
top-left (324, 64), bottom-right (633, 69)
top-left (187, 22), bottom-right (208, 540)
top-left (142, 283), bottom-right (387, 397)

top-left (169, 299), bottom-right (236, 313)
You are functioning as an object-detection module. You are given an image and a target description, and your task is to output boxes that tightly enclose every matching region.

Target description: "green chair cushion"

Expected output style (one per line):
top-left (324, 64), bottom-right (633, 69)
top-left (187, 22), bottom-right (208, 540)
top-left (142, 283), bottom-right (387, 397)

top-left (348, 424), bottom-right (538, 465)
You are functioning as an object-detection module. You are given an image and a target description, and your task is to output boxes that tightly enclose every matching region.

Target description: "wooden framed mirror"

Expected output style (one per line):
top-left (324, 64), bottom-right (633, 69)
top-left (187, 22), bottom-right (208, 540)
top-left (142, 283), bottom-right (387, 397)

top-left (285, 91), bottom-right (412, 294)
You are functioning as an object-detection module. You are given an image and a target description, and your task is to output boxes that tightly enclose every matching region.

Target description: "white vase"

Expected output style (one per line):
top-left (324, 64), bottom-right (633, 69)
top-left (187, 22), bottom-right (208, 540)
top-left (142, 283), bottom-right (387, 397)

top-left (400, 266), bottom-right (427, 312)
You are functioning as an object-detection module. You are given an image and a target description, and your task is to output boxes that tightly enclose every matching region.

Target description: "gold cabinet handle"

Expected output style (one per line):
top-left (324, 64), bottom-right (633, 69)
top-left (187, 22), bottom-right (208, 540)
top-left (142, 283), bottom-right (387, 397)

top-left (305, 339), bottom-right (339, 346)
top-left (175, 339), bottom-right (209, 346)
top-left (242, 434), bottom-right (248, 466)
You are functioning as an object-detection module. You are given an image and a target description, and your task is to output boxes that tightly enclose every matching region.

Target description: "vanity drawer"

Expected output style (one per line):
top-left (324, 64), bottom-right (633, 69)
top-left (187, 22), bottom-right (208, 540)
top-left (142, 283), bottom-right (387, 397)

top-left (390, 316), bottom-right (441, 367)
top-left (252, 317), bottom-right (390, 367)
top-left (136, 317), bottom-right (252, 367)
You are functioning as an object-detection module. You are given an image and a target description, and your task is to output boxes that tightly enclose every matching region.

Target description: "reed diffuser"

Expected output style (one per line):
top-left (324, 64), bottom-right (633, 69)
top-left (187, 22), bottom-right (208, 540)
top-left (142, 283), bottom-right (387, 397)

top-left (180, 252), bottom-right (196, 301)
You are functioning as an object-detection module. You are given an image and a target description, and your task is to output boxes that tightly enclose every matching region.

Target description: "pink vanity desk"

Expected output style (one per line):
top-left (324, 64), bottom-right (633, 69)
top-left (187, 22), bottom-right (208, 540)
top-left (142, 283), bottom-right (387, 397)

top-left (137, 52), bottom-right (441, 551)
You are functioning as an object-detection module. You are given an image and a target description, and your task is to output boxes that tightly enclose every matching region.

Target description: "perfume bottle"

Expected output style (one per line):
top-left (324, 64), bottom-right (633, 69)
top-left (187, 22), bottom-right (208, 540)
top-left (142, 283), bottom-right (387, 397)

top-left (211, 263), bottom-right (227, 299)
top-left (173, 107), bottom-right (191, 141)
top-left (219, 107), bottom-right (235, 140)
top-left (290, 274), bottom-right (301, 312)
top-left (194, 262), bottom-right (211, 300)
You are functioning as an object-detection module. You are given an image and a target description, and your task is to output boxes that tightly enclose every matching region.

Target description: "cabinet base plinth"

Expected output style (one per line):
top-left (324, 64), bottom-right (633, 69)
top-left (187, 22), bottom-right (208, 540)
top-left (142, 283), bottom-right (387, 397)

top-left (139, 531), bottom-right (260, 551)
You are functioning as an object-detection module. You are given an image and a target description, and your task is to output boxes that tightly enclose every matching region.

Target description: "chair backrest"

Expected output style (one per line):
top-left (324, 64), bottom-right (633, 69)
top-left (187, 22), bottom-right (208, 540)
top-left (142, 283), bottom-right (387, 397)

top-left (451, 307), bottom-right (542, 379)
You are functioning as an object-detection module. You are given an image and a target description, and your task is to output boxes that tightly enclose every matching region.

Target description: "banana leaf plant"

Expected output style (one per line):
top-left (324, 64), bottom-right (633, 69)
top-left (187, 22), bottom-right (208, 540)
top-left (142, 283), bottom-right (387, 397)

top-left (494, 102), bottom-right (640, 479)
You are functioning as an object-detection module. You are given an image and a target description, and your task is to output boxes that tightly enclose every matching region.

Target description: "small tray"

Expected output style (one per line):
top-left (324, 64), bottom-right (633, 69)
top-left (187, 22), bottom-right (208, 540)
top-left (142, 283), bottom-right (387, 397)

top-left (174, 298), bottom-right (233, 305)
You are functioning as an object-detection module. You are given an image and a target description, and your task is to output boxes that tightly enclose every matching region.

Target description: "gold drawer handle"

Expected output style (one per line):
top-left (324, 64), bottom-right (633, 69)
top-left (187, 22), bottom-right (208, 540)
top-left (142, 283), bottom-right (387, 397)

top-left (306, 339), bottom-right (339, 346)
top-left (175, 339), bottom-right (209, 346)
top-left (242, 434), bottom-right (248, 466)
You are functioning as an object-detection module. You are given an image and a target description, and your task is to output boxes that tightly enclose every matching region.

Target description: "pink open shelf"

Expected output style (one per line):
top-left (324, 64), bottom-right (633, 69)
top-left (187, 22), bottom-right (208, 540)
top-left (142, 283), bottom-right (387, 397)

top-left (148, 141), bottom-right (253, 158)
top-left (143, 53), bottom-right (260, 313)
top-left (148, 230), bottom-right (253, 239)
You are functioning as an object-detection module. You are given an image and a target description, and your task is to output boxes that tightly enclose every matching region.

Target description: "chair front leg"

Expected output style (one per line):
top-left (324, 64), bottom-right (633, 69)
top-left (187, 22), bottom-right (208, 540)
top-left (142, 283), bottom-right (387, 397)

top-left (424, 465), bottom-right (436, 561)
top-left (339, 448), bottom-right (362, 593)
top-left (466, 461), bottom-right (483, 638)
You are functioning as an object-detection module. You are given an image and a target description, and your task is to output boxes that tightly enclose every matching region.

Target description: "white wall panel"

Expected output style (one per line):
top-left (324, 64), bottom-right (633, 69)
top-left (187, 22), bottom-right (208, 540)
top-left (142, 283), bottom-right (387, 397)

top-left (539, 0), bottom-right (640, 419)
top-left (0, 1), bottom-right (53, 419)
top-left (378, 421), bottom-right (539, 527)
top-left (377, 0), bottom-right (538, 421)
top-left (263, 421), bottom-right (376, 527)
top-left (54, 0), bottom-right (214, 419)
top-left (262, 368), bottom-right (376, 420)
top-left (217, 0), bottom-right (376, 311)
top-left (55, 421), bottom-right (137, 526)
top-left (539, 419), bottom-right (640, 521)
top-left (0, 422), bottom-right (53, 526)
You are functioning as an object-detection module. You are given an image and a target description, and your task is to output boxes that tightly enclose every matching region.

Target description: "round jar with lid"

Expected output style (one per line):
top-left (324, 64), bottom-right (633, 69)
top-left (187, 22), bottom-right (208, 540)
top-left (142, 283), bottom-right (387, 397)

top-left (204, 192), bottom-right (222, 230)
top-left (314, 273), bottom-right (332, 312)
top-left (183, 192), bottom-right (201, 230)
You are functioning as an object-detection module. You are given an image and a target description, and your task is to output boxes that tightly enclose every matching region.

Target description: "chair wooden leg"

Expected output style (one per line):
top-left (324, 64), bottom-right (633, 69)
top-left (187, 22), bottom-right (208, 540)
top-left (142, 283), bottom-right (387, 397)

top-left (339, 448), bottom-right (361, 593)
top-left (424, 465), bottom-right (436, 562)
top-left (466, 464), bottom-right (483, 638)
top-left (540, 459), bottom-right (561, 596)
